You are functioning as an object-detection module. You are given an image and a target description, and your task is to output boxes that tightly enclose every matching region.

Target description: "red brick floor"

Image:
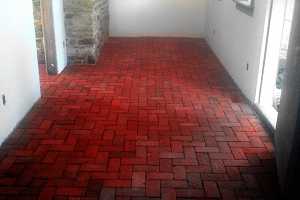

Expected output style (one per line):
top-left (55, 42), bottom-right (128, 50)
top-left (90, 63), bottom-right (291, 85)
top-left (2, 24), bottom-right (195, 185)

top-left (0, 38), bottom-right (279, 199)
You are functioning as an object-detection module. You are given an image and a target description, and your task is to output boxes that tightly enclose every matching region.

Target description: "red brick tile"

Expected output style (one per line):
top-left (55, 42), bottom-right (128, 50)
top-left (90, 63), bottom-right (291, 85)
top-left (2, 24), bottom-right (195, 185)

top-left (221, 188), bottom-right (237, 200)
top-left (121, 158), bottom-right (146, 165)
top-left (85, 177), bottom-right (101, 193)
top-left (159, 159), bottom-right (172, 172)
top-left (204, 181), bottom-right (220, 198)
top-left (195, 147), bottom-right (219, 153)
top-left (174, 166), bottom-right (186, 180)
top-left (146, 180), bottom-right (160, 197)
top-left (136, 141), bottom-right (159, 146)
top-left (134, 165), bottom-right (159, 173)
top-left (42, 152), bottom-right (58, 164)
top-left (132, 172), bottom-right (146, 187)
top-left (64, 164), bottom-right (80, 178)
top-left (176, 189), bottom-right (204, 198)
top-left (184, 147), bottom-right (197, 158)
top-left (0, 38), bottom-right (278, 199)
top-left (161, 180), bottom-right (188, 188)
top-left (209, 152), bottom-right (234, 160)
top-left (211, 159), bottom-right (226, 173)
top-left (223, 160), bottom-right (250, 167)
top-left (41, 139), bottom-right (64, 145)
top-left (171, 141), bottom-right (183, 153)
top-left (187, 173), bottom-right (202, 188)
top-left (231, 148), bottom-right (247, 160)
top-left (116, 188), bottom-right (145, 198)
top-left (0, 178), bottom-right (16, 186)
top-left (173, 158), bottom-right (198, 166)
top-left (103, 130), bottom-right (115, 140)
top-left (147, 151), bottom-right (160, 165)
top-left (81, 164), bottom-right (106, 172)
top-left (147, 172), bottom-right (173, 180)
top-left (108, 158), bottom-right (121, 172)
top-left (160, 152), bottom-right (184, 159)
top-left (99, 188), bottom-right (115, 200)
top-left (40, 120), bottom-right (53, 130)
top-left (120, 165), bottom-right (133, 179)
top-left (162, 188), bottom-right (176, 200)
top-left (92, 172), bottom-right (119, 179)
top-left (0, 187), bottom-right (23, 195)
top-left (201, 173), bottom-right (229, 181)
top-left (96, 152), bottom-right (109, 164)
top-left (85, 146), bottom-right (99, 158)
top-left (56, 187), bottom-right (84, 196)
top-left (39, 187), bottom-right (56, 200)
top-left (103, 180), bottom-right (131, 188)
top-left (186, 165), bottom-right (212, 173)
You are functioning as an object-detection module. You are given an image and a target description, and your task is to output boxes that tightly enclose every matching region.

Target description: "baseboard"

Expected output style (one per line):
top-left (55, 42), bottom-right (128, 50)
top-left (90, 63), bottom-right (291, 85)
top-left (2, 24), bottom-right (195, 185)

top-left (0, 96), bottom-right (41, 146)
top-left (205, 39), bottom-right (276, 140)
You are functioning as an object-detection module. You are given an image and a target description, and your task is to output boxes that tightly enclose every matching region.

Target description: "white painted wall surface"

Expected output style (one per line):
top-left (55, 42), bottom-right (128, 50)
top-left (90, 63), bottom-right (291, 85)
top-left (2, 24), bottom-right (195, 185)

top-left (206, 0), bottom-right (271, 101)
top-left (110, 0), bottom-right (207, 37)
top-left (0, 0), bottom-right (41, 144)
top-left (52, 0), bottom-right (67, 73)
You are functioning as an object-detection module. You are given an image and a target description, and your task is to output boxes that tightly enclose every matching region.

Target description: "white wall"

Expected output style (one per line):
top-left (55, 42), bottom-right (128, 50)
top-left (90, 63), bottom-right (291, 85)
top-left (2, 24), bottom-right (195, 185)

top-left (110, 0), bottom-right (207, 37)
top-left (0, 0), bottom-right (41, 143)
top-left (206, 0), bottom-right (271, 101)
top-left (52, 0), bottom-right (67, 73)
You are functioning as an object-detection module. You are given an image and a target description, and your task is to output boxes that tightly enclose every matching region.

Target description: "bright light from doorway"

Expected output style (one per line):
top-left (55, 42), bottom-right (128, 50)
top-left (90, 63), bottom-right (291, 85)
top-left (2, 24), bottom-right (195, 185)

top-left (258, 0), bottom-right (295, 128)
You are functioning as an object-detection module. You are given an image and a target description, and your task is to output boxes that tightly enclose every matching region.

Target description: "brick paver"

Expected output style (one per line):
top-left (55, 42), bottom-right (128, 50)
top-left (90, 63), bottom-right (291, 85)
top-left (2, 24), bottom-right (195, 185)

top-left (0, 38), bottom-right (279, 199)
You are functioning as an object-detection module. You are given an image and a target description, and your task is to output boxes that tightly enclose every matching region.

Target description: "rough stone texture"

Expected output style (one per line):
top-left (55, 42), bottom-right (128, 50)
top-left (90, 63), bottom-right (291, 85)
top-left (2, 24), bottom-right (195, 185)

top-left (64, 0), bottom-right (109, 64)
top-left (64, 0), bottom-right (95, 64)
top-left (32, 0), bottom-right (45, 64)
top-left (93, 0), bottom-right (109, 61)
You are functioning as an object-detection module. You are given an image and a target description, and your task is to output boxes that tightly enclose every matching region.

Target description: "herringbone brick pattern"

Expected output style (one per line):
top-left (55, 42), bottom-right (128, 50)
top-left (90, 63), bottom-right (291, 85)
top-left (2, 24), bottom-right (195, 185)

top-left (0, 38), bottom-right (279, 199)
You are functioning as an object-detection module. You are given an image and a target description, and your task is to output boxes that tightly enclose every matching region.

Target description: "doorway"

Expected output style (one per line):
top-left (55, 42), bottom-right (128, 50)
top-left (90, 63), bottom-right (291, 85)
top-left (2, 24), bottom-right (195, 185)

top-left (258, 0), bottom-right (295, 127)
top-left (32, 0), bottom-right (67, 75)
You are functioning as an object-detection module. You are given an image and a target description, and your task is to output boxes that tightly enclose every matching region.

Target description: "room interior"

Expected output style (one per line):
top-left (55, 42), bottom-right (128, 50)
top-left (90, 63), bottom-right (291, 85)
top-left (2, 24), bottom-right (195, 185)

top-left (0, 0), bottom-right (299, 199)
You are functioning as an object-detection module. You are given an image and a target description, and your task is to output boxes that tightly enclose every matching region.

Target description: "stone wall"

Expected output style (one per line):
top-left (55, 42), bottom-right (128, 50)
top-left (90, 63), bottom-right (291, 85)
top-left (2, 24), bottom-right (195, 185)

top-left (64, 0), bottom-right (95, 64)
top-left (32, 0), bottom-right (45, 64)
top-left (93, 0), bottom-right (109, 61)
top-left (64, 0), bottom-right (109, 64)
